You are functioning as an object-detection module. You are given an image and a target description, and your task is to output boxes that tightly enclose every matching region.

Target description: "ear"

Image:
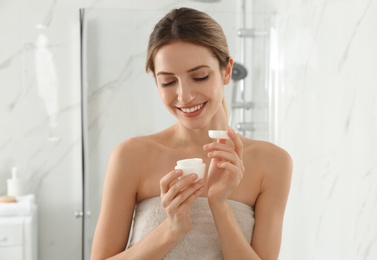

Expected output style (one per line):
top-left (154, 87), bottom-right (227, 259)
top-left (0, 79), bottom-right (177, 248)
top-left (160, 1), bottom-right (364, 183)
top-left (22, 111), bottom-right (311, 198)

top-left (223, 57), bottom-right (234, 85)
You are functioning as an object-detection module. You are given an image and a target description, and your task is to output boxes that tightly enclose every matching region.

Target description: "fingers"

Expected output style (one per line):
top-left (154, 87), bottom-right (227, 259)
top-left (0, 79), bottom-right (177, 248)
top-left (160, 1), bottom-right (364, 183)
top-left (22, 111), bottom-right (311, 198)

top-left (159, 171), bottom-right (204, 236)
top-left (165, 178), bottom-right (204, 210)
top-left (160, 169), bottom-right (183, 194)
top-left (227, 128), bottom-right (243, 160)
top-left (204, 150), bottom-right (227, 164)
top-left (217, 138), bottom-right (227, 145)
top-left (216, 161), bottom-right (244, 179)
top-left (160, 172), bottom-right (204, 209)
top-left (203, 128), bottom-right (244, 172)
top-left (204, 128), bottom-right (243, 153)
top-left (207, 149), bottom-right (238, 165)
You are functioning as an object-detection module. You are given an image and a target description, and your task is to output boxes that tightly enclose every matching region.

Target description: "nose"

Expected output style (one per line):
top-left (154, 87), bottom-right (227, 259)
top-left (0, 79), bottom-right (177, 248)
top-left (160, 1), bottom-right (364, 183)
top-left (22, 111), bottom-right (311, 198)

top-left (177, 80), bottom-right (195, 104)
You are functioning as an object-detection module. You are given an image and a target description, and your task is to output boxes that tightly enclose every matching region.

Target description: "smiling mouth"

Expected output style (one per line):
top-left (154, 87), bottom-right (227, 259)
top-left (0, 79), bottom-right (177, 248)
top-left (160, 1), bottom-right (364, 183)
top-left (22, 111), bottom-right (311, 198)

top-left (179, 102), bottom-right (206, 113)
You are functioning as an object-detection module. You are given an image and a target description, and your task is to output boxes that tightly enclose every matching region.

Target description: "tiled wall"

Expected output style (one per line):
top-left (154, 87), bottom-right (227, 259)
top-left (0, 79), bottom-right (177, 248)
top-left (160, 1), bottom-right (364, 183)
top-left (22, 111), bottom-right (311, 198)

top-left (0, 0), bottom-right (376, 259)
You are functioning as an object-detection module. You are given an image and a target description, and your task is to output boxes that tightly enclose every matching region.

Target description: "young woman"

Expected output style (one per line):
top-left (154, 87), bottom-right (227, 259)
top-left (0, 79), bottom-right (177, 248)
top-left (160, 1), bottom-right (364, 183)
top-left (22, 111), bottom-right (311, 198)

top-left (91, 7), bottom-right (292, 260)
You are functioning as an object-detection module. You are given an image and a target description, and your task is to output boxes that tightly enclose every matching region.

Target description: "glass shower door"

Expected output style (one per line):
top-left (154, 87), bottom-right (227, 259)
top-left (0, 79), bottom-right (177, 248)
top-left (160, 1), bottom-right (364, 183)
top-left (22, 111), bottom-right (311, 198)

top-left (81, 8), bottom-right (182, 259)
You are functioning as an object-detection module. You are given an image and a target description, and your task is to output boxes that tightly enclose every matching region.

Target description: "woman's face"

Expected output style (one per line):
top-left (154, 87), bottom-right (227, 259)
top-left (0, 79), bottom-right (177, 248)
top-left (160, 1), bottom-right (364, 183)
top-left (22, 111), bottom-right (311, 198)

top-left (153, 41), bottom-right (232, 129)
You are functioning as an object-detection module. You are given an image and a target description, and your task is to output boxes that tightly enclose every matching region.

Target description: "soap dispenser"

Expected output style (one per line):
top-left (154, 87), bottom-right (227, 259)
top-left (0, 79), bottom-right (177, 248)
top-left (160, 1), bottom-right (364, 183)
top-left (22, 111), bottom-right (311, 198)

top-left (7, 167), bottom-right (24, 197)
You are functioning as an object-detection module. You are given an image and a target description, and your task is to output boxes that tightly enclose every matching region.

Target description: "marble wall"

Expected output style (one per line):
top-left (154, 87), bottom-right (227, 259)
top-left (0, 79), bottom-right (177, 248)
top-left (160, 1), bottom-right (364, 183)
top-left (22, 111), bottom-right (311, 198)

top-left (274, 0), bottom-right (377, 259)
top-left (0, 0), bottom-right (83, 259)
top-left (0, 0), bottom-right (376, 259)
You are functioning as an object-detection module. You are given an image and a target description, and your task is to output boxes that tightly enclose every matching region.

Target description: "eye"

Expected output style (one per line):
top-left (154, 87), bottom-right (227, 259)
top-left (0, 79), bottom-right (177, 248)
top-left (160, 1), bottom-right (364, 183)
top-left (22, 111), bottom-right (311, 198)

top-left (194, 75), bottom-right (209, 82)
top-left (160, 81), bottom-right (176, 87)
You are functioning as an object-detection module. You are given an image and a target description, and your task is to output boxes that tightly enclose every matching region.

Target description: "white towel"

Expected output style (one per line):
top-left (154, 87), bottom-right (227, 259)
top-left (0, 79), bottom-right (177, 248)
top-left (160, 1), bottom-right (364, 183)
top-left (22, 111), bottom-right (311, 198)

top-left (0, 194), bottom-right (36, 216)
top-left (128, 196), bottom-right (254, 259)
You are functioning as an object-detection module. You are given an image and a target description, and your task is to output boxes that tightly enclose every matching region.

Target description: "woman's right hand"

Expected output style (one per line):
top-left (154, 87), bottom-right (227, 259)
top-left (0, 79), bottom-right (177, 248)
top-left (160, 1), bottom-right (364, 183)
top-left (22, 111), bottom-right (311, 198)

top-left (160, 170), bottom-right (205, 238)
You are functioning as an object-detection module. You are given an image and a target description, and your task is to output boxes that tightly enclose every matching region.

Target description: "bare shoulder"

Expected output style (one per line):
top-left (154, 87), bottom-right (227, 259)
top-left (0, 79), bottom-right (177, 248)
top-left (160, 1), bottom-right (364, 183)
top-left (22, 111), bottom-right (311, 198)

top-left (241, 137), bottom-right (292, 164)
top-left (241, 137), bottom-right (292, 184)
top-left (103, 135), bottom-right (163, 199)
top-left (105, 137), bottom-right (145, 186)
top-left (111, 134), bottom-right (161, 163)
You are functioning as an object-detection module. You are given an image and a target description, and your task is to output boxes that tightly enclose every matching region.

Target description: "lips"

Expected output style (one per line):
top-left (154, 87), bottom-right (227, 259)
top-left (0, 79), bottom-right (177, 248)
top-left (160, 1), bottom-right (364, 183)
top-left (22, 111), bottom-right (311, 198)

top-left (177, 102), bottom-right (207, 117)
top-left (180, 103), bottom-right (204, 113)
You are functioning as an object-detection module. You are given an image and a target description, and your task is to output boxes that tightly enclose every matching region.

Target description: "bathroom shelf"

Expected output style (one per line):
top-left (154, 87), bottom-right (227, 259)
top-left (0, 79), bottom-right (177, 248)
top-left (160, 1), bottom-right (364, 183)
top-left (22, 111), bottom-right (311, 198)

top-left (0, 210), bottom-right (37, 260)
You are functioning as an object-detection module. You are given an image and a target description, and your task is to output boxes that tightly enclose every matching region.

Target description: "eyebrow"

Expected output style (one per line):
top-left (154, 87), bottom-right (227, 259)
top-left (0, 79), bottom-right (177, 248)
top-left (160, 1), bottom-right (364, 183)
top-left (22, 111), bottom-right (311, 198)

top-left (156, 65), bottom-right (210, 76)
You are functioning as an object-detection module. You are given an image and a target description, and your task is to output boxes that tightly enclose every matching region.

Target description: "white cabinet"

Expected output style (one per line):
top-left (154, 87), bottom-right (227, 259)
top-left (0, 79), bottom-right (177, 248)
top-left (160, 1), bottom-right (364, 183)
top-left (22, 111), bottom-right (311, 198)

top-left (0, 210), bottom-right (37, 260)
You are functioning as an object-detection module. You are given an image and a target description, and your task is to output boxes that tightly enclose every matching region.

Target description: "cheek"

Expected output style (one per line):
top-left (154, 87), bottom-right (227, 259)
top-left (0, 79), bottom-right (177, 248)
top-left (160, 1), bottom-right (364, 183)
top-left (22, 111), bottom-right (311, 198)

top-left (209, 78), bottom-right (225, 97)
top-left (158, 88), bottom-right (174, 105)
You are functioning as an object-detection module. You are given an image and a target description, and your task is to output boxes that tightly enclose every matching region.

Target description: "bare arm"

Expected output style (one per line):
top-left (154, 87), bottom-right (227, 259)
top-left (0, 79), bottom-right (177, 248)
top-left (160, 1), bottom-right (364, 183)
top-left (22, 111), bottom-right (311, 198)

top-left (91, 139), bottom-right (204, 260)
top-left (205, 129), bottom-right (261, 259)
top-left (210, 201), bottom-right (262, 259)
top-left (204, 129), bottom-right (292, 259)
top-left (90, 141), bottom-right (138, 259)
top-left (210, 146), bottom-right (292, 259)
top-left (250, 145), bottom-right (292, 259)
top-left (116, 170), bottom-right (204, 260)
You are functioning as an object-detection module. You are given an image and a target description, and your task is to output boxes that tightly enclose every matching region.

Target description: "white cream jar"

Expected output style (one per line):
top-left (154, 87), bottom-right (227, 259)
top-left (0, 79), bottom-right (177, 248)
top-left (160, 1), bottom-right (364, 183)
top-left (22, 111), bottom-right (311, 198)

top-left (175, 158), bottom-right (206, 180)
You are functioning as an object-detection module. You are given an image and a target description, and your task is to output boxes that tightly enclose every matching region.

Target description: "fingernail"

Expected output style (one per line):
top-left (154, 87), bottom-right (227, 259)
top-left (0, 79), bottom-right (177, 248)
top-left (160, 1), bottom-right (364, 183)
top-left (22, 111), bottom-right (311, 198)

top-left (228, 128), bottom-right (234, 135)
top-left (191, 174), bottom-right (198, 180)
top-left (207, 152), bottom-right (213, 157)
top-left (203, 144), bottom-right (209, 150)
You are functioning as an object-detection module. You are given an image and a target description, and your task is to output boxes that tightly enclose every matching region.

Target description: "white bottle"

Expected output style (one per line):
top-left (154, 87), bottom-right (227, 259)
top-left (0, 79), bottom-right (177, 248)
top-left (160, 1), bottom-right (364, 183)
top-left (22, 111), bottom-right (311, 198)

top-left (7, 167), bottom-right (24, 197)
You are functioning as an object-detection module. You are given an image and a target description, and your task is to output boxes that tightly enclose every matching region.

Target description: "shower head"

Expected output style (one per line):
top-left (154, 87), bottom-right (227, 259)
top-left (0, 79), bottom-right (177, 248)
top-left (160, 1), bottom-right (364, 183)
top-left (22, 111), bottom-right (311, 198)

top-left (231, 62), bottom-right (248, 81)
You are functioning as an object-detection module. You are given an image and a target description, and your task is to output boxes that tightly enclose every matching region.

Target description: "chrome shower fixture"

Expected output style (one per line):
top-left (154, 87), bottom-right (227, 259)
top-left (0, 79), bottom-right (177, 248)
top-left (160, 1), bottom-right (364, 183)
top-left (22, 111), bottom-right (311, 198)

top-left (229, 62), bottom-right (251, 129)
top-left (232, 62), bottom-right (248, 81)
top-left (232, 101), bottom-right (254, 109)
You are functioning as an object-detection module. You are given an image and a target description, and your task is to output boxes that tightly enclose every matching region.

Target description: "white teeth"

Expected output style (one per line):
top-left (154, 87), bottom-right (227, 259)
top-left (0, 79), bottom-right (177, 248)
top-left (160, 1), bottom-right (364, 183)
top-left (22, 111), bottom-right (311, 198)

top-left (181, 103), bottom-right (204, 113)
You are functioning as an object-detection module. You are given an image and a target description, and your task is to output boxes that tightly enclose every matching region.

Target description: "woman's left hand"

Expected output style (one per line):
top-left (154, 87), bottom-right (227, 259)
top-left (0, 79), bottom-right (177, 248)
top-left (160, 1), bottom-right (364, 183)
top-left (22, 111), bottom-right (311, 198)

top-left (203, 128), bottom-right (245, 205)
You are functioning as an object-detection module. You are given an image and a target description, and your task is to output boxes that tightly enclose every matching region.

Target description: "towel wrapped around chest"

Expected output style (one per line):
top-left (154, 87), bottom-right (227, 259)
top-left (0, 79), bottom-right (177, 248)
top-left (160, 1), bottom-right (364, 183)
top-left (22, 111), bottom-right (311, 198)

top-left (127, 196), bottom-right (255, 259)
